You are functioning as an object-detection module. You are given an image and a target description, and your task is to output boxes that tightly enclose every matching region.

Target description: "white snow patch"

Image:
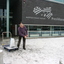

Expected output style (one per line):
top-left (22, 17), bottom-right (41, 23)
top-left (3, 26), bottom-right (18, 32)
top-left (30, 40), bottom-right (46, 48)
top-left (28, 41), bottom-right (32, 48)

top-left (1, 37), bottom-right (64, 64)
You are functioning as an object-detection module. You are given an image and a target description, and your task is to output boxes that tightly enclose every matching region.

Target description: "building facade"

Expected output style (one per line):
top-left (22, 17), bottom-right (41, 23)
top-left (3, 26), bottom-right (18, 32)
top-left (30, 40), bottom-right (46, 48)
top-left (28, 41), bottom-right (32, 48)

top-left (0, 0), bottom-right (64, 37)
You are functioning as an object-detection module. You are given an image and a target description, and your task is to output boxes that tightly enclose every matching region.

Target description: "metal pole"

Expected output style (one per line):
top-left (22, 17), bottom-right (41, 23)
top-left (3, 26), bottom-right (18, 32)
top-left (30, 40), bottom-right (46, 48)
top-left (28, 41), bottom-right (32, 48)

top-left (6, 0), bottom-right (9, 37)
top-left (28, 25), bottom-right (30, 37)
top-left (15, 24), bottom-right (17, 35)
top-left (50, 26), bottom-right (52, 36)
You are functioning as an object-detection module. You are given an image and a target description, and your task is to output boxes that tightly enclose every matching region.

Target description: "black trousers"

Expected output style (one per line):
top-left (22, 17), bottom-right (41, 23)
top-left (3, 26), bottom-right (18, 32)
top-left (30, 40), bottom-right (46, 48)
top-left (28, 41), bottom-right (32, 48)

top-left (17, 36), bottom-right (26, 49)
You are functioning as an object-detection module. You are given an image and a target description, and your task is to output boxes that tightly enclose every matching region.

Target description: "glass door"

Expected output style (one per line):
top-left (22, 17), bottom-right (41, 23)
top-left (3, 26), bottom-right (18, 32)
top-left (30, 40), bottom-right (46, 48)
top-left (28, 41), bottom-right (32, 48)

top-left (0, 9), bottom-right (7, 36)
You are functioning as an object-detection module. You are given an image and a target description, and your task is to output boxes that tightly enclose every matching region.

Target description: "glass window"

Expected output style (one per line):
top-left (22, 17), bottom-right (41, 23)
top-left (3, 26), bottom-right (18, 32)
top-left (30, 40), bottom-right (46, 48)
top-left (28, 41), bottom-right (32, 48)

top-left (29, 26), bottom-right (50, 31)
top-left (0, 9), bottom-right (3, 16)
top-left (47, 0), bottom-right (64, 4)
top-left (42, 26), bottom-right (50, 31)
top-left (54, 26), bottom-right (61, 30)
top-left (4, 9), bottom-right (7, 16)
top-left (60, 27), bottom-right (64, 30)
top-left (29, 26), bottom-right (41, 31)
top-left (54, 0), bottom-right (62, 2)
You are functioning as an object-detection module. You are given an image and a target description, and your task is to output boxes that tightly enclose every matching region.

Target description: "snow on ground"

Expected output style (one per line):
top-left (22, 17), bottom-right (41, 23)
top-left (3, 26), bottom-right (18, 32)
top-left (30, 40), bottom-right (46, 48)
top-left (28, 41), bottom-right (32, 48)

top-left (0, 37), bottom-right (64, 64)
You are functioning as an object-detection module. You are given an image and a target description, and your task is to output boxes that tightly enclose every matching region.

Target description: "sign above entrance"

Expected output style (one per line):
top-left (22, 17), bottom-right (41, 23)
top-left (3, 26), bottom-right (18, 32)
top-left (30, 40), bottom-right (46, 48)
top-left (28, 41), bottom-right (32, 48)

top-left (22, 0), bottom-right (64, 25)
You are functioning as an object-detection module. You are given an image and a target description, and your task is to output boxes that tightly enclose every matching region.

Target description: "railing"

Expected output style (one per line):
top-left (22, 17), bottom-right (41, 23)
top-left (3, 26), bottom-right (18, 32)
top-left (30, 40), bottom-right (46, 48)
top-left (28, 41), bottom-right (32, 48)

top-left (28, 31), bottom-right (64, 37)
top-left (2, 32), bottom-right (12, 41)
top-left (1, 32), bottom-right (12, 45)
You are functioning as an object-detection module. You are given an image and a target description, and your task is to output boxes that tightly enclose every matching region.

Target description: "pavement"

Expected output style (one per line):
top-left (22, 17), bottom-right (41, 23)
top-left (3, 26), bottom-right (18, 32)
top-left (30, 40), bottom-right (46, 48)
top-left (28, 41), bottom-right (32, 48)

top-left (0, 37), bottom-right (64, 64)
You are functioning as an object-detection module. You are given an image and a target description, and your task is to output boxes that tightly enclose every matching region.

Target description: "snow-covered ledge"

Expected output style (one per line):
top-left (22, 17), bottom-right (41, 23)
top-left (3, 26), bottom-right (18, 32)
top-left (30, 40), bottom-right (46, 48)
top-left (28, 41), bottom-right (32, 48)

top-left (0, 50), bottom-right (3, 64)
